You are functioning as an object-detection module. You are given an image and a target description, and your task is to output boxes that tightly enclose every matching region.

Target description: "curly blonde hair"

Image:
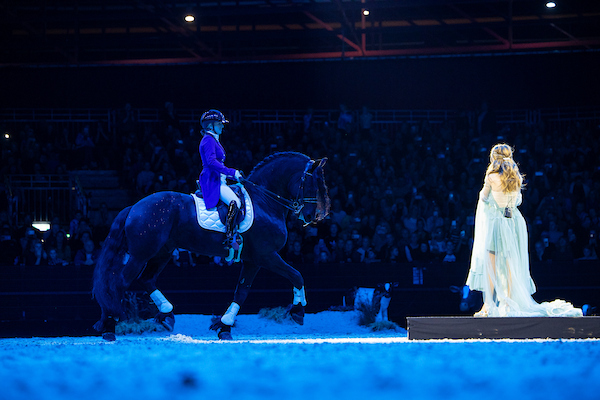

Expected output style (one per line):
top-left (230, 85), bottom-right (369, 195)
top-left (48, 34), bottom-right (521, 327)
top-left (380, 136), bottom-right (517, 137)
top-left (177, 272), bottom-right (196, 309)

top-left (485, 143), bottom-right (524, 193)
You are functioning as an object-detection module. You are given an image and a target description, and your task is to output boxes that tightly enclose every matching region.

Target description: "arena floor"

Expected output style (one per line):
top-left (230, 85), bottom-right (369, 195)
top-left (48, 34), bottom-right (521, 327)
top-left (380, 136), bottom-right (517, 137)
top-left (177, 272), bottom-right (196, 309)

top-left (2, 312), bottom-right (599, 400)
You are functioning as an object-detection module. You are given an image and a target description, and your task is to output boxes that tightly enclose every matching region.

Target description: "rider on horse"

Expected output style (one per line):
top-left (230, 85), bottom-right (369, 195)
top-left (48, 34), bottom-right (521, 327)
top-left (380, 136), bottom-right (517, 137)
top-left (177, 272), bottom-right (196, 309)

top-left (198, 110), bottom-right (243, 250)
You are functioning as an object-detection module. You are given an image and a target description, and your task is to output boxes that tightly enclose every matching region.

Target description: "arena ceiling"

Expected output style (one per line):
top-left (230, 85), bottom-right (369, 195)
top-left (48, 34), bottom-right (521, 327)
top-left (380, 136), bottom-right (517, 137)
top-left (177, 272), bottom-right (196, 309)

top-left (2, 0), bottom-right (600, 67)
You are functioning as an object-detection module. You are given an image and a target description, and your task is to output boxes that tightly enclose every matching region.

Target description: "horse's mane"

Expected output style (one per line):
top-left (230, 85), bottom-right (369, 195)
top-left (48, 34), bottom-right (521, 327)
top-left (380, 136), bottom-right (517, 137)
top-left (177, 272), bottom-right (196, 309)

top-left (248, 152), bottom-right (310, 179)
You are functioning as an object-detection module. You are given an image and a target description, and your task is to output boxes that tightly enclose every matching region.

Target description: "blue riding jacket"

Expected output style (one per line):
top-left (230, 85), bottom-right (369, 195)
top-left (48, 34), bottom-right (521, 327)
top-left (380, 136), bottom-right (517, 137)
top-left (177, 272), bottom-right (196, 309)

top-left (198, 134), bottom-right (237, 209)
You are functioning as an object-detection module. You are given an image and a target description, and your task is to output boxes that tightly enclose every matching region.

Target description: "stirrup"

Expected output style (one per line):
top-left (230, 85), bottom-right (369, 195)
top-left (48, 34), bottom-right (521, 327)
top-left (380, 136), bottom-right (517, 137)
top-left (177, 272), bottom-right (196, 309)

top-left (225, 234), bottom-right (243, 262)
top-left (223, 232), bottom-right (240, 249)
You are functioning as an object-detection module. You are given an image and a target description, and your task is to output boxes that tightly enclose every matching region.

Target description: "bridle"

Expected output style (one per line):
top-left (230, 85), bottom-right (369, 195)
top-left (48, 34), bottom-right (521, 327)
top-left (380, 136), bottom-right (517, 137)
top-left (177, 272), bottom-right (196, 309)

top-left (294, 160), bottom-right (320, 224)
top-left (240, 160), bottom-right (320, 225)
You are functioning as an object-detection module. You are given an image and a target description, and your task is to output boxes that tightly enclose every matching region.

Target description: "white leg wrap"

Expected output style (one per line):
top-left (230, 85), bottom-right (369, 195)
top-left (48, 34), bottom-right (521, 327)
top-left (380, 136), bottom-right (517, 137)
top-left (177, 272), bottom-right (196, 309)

top-left (220, 302), bottom-right (240, 326)
top-left (150, 290), bottom-right (173, 313)
top-left (293, 286), bottom-right (307, 307)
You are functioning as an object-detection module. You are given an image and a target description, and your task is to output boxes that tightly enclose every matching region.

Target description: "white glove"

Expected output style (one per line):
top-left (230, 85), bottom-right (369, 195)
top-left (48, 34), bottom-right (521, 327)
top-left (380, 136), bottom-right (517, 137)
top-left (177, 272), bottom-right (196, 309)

top-left (234, 170), bottom-right (243, 182)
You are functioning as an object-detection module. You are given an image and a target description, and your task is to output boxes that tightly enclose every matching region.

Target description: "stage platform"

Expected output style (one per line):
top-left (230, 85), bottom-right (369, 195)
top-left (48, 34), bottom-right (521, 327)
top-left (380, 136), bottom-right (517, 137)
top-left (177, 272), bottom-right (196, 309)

top-left (407, 316), bottom-right (600, 340)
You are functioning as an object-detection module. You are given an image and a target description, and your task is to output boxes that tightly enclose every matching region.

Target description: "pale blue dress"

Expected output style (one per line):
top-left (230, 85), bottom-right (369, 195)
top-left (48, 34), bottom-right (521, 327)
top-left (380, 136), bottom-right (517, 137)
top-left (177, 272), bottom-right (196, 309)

top-left (466, 175), bottom-right (582, 317)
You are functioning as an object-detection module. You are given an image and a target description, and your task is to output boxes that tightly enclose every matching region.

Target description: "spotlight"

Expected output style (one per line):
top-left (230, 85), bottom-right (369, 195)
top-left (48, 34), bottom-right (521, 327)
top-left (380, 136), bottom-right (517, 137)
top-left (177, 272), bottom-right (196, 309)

top-left (362, 9), bottom-right (370, 16)
top-left (545, 2), bottom-right (556, 8)
top-left (184, 14), bottom-right (195, 22)
top-left (32, 222), bottom-right (50, 232)
top-left (4, 132), bottom-right (9, 139)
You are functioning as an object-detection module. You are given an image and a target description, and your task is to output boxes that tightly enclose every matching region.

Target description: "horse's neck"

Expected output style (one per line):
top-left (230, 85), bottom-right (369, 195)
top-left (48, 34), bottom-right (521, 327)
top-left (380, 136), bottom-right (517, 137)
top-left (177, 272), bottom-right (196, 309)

top-left (252, 159), bottom-right (304, 195)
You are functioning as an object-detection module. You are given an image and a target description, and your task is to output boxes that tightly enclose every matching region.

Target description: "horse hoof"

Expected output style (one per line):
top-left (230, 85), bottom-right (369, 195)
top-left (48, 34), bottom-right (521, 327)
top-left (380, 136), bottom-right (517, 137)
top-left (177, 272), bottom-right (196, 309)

top-left (162, 316), bottom-right (175, 332)
top-left (155, 311), bottom-right (175, 332)
top-left (210, 319), bottom-right (233, 340)
top-left (289, 303), bottom-right (305, 326)
top-left (100, 316), bottom-right (117, 341)
top-left (218, 330), bottom-right (233, 340)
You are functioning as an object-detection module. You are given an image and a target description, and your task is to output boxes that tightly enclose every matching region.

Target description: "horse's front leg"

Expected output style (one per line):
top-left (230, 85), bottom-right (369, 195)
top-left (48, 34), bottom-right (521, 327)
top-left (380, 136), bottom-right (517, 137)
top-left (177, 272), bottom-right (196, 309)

top-left (260, 252), bottom-right (307, 325)
top-left (210, 261), bottom-right (260, 340)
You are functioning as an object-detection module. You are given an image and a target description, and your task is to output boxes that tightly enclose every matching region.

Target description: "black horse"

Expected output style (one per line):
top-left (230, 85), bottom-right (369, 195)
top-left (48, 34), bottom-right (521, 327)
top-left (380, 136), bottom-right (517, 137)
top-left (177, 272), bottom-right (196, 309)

top-left (92, 152), bottom-right (329, 340)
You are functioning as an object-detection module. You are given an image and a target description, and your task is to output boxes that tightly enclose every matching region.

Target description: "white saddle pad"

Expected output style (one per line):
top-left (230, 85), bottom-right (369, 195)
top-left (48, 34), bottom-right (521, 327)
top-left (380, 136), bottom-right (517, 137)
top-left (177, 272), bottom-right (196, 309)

top-left (191, 185), bottom-right (254, 234)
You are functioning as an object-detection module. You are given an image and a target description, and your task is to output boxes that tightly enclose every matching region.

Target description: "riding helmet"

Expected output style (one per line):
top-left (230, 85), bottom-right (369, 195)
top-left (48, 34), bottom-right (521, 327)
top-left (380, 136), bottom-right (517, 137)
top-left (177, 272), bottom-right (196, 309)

top-left (200, 109), bottom-right (229, 129)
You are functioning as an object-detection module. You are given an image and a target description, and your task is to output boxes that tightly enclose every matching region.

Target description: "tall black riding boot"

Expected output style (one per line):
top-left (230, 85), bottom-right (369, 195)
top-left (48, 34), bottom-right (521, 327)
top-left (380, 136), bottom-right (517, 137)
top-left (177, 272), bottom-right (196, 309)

top-left (224, 201), bottom-right (239, 248)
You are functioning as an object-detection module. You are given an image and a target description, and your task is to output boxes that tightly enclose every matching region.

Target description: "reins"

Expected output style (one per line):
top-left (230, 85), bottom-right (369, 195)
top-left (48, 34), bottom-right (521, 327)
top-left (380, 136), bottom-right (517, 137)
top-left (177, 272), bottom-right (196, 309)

top-left (239, 160), bottom-right (319, 220)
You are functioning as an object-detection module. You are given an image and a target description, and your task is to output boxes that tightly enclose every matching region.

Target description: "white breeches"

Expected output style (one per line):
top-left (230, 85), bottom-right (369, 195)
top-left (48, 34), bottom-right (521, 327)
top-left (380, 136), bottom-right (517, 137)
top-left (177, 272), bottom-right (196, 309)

top-left (220, 174), bottom-right (241, 208)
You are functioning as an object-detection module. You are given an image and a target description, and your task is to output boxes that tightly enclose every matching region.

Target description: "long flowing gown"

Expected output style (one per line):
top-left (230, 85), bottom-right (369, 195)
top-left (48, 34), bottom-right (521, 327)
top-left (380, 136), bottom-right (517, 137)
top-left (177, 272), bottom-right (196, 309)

top-left (465, 175), bottom-right (582, 317)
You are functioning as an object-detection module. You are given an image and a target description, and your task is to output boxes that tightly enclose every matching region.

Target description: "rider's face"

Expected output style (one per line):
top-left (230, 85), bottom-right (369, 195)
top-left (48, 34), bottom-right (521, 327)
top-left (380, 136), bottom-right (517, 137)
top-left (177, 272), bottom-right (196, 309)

top-left (212, 121), bottom-right (224, 135)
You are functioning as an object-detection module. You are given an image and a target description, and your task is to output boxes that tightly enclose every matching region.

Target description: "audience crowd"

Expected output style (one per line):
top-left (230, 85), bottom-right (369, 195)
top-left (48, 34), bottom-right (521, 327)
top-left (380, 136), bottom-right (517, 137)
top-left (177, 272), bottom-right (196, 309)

top-left (1, 102), bottom-right (599, 273)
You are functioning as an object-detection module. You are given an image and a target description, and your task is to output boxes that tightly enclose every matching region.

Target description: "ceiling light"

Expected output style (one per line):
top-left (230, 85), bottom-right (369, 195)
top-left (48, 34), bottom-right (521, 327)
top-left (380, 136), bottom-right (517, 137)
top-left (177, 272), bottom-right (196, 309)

top-left (546, 2), bottom-right (556, 8)
top-left (184, 14), bottom-right (195, 22)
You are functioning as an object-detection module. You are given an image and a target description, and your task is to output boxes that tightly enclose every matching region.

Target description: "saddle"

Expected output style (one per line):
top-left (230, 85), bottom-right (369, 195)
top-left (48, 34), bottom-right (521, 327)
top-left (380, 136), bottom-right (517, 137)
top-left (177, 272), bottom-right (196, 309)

top-left (193, 183), bottom-right (254, 233)
top-left (191, 184), bottom-right (254, 263)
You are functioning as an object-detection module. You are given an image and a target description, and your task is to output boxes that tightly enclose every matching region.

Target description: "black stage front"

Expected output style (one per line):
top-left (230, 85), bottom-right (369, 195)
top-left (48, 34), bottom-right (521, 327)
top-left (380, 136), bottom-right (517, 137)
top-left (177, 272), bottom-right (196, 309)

top-left (407, 316), bottom-right (600, 340)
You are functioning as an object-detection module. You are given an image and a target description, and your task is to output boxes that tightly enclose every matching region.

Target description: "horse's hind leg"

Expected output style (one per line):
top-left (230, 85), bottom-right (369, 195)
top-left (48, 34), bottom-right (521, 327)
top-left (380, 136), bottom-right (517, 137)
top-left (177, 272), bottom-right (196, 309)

top-left (97, 255), bottom-right (148, 341)
top-left (138, 249), bottom-right (176, 332)
top-left (210, 261), bottom-right (261, 340)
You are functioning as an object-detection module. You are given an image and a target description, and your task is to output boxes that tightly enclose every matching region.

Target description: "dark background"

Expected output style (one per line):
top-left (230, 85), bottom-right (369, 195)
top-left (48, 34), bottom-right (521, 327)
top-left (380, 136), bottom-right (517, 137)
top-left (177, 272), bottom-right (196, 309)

top-left (3, 52), bottom-right (599, 110)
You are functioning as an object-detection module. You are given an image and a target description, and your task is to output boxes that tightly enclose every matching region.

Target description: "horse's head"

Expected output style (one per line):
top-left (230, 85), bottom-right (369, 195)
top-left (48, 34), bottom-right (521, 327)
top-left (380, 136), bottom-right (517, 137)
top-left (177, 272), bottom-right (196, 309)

top-left (297, 158), bottom-right (330, 225)
top-left (247, 152), bottom-right (330, 225)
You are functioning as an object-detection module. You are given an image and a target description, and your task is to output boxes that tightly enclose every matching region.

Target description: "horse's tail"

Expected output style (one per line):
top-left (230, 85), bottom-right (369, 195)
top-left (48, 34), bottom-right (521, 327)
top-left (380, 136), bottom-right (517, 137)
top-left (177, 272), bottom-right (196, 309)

top-left (92, 205), bottom-right (132, 332)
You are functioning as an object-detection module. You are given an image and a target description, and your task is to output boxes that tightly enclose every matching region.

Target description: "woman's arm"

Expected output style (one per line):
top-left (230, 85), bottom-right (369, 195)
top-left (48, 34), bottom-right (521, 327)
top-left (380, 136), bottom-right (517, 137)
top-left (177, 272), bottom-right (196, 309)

top-left (480, 174), bottom-right (492, 202)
